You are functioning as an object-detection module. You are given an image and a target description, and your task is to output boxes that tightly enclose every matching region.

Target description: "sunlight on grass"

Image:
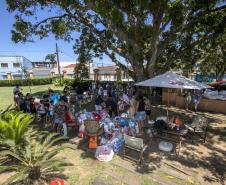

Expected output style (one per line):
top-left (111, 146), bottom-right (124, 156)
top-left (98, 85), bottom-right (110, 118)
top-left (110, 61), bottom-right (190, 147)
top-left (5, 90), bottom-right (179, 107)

top-left (143, 178), bottom-right (161, 185)
top-left (0, 84), bottom-right (63, 110)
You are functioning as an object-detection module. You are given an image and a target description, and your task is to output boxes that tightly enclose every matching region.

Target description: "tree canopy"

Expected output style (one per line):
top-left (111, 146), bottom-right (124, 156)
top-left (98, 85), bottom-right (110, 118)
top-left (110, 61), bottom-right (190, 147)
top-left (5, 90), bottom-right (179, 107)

top-left (6, 0), bottom-right (226, 81)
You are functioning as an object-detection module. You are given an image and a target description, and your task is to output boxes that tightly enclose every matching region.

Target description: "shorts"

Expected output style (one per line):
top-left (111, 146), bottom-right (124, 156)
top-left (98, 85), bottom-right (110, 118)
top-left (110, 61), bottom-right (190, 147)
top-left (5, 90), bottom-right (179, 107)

top-left (77, 95), bottom-right (83, 101)
top-left (54, 118), bottom-right (64, 125)
top-left (145, 110), bottom-right (151, 116)
top-left (135, 111), bottom-right (146, 121)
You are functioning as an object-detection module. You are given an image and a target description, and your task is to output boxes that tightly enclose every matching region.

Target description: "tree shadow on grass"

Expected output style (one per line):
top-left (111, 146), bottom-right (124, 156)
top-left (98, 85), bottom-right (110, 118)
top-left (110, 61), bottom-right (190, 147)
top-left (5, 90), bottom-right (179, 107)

top-left (164, 129), bottom-right (226, 185)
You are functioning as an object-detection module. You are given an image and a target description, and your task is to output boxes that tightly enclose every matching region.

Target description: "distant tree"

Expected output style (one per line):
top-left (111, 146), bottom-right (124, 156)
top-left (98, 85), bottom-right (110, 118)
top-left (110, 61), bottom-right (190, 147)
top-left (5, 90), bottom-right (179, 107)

top-left (45, 53), bottom-right (56, 68)
top-left (6, 0), bottom-right (226, 81)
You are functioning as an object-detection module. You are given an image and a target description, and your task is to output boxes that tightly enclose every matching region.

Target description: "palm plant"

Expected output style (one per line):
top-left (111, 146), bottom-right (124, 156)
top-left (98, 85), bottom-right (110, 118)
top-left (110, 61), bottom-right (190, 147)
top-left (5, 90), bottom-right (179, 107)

top-left (0, 130), bottom-right (72, 185)
top-left (0, 110), bottom-right (33, 149)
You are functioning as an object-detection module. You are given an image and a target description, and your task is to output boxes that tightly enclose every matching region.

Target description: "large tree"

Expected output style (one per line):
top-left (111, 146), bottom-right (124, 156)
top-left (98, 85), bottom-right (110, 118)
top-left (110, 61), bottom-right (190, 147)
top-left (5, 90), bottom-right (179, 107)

top-left (6, 0), bottom-right (226, 81)
top-left (74, 43), bottom-right (90, 80)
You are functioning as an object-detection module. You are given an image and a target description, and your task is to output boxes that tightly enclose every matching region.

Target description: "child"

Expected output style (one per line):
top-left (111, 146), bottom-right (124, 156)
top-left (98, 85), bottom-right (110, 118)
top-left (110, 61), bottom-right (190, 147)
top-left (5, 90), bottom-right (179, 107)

top-left (47, 100), bottom-right (54, 124)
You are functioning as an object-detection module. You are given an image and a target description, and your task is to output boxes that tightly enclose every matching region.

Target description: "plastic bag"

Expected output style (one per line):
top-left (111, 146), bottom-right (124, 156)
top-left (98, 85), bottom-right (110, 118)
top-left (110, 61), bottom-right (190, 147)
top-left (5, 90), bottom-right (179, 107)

top-left (79, 123), bottom-right (85, 138)
top-left (118, 118), bottom-right (129, 126)
top-left (95, 146), bottom-right (114, 162)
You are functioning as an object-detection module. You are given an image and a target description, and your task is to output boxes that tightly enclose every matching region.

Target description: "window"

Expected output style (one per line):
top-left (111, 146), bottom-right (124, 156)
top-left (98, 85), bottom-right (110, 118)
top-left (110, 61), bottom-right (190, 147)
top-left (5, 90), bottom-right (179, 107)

top-left (1, 63), bottom-right (8, 68)
top-left (2, 75), bottom-right (7, 80)
top-left (13, 63), bottom-right (20, 68)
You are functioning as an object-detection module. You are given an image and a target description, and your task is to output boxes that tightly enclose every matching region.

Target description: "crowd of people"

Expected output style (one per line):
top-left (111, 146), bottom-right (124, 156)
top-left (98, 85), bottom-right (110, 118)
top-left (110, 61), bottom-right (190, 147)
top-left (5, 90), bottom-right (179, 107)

top-left (93, 83), bottom-right (152, 131)
top-left (12, 83), bottom-right (152, 134)
top-left (13, 85), bottom-right (72, 131)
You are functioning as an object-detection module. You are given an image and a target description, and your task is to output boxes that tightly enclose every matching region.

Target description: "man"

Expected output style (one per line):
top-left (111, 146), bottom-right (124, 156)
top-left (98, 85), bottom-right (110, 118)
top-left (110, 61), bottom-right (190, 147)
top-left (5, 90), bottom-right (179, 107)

top-left (105, 94), bottom-right (118, 117)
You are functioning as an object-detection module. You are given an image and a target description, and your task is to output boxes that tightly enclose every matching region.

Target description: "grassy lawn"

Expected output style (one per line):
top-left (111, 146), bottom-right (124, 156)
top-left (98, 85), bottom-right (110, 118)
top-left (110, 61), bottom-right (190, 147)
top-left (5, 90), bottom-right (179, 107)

top-left (0, 84), bottom-right (63, 110)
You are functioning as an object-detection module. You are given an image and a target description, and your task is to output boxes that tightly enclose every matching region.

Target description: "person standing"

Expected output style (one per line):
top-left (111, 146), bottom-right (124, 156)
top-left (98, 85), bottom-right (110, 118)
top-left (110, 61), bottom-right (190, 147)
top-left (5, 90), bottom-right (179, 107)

top-left (193, 89), bottom-right (203, 112)
top-left (128, 94), bottom-right (137, 118)
top-left (185, 91), bottom-right (192, 110)
top-left (144, 96), bottom-right (151, 122)
top-left (136, 96), bottom-right (146, 133)
top-left (95, 95), bottom-right (103, 113)
top-left (105, 94), bottom-right (118, 117)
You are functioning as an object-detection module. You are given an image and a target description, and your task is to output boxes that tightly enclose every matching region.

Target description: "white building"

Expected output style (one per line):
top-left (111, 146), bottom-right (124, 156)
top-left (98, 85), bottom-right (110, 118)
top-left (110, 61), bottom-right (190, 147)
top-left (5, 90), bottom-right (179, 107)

top-left (94, 65), bottom-right (133, 82)
top-left (0, 56), bottom-right (32, 80)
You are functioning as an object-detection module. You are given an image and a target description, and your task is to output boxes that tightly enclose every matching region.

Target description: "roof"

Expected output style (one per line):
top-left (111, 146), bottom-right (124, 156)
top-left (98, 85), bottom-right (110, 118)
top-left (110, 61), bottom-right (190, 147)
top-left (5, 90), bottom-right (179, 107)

top-left (32, 61), bottom-right (57, 64)
top-left (0, 55), bottom-right (32, 62)
top-left (97, 65), bottom-right (117, 71)
top-left (64, 64), bottom-right (77, 68)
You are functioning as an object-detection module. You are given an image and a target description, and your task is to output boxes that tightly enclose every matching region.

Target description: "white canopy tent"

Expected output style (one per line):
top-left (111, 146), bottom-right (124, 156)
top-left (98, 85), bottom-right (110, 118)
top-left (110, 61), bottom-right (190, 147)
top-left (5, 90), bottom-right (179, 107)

top-left (135, 71), bottom-right (210, 90)
top-left (135, 71), bottom-right (210, 116)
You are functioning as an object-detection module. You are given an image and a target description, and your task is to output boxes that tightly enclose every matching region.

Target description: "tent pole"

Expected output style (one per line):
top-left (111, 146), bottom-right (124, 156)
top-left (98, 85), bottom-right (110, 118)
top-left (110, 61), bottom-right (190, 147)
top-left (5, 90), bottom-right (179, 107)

top-left (167, 89), bottom-right (169, 118)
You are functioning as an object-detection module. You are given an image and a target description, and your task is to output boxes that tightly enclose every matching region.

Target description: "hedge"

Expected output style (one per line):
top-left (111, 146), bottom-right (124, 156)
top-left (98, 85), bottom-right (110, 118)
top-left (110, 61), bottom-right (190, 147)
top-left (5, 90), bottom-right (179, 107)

top-left (0, 78), bottom-right (53, 87)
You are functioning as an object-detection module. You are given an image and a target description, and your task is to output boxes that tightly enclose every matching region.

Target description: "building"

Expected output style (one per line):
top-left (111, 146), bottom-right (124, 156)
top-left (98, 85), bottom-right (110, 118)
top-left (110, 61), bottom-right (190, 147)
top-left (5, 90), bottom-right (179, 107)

top-left (93, 65), bottom-right (133, 82)
top-left (0, 56), bottom-right (32, 80)
top-left (31, 60), bottom-right (57, 78)
top-left (0, 55), bottom-right (133, 81)
top-left (52, 62), bottom-right (95, 79)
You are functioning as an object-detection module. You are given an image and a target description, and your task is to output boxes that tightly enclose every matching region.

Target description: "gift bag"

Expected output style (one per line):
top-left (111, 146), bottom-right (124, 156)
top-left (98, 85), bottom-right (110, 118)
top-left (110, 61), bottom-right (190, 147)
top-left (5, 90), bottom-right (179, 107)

top-left (89, 137), bottom-right (97, 149)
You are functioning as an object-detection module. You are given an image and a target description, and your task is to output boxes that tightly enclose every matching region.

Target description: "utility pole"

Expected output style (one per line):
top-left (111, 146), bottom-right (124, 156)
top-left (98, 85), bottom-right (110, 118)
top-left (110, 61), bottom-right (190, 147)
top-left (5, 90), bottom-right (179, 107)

top-left (55, 43), bottom-right (61, 79)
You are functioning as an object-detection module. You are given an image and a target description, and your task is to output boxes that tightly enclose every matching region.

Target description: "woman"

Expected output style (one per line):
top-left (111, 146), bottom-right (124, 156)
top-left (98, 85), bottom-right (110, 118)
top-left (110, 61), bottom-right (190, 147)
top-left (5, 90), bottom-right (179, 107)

top-left (135, 96), bottom-right (146, 133)
top-left (128, 94), bottom-right (137, 118)
top-left (117, 98), bottom-right (125, 116)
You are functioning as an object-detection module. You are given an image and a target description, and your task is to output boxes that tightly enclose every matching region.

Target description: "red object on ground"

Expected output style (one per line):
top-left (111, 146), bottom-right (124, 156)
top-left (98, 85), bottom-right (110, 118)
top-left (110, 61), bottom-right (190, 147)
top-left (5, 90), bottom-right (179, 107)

top-left (175, 118), bottom-right (183, 126)
top-left (49, 179), bottom-right (64, 185)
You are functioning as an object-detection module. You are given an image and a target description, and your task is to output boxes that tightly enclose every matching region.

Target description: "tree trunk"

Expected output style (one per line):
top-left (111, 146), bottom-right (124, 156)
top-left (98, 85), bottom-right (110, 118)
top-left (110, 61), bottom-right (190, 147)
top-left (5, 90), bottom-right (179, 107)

top-left (216, 66), bottom-right (225, 81)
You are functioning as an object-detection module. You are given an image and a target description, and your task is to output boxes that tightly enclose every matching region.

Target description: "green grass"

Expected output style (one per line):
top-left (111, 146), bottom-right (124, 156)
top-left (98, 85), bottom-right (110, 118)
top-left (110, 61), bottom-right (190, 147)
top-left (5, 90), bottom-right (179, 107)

top-left (0, 84), bottom-right (63, 110)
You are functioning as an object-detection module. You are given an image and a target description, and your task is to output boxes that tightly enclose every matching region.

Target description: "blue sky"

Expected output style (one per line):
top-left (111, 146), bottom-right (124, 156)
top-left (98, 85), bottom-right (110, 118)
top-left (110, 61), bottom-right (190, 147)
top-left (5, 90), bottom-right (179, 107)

top-left (0, 0), bottom-right (113, 65)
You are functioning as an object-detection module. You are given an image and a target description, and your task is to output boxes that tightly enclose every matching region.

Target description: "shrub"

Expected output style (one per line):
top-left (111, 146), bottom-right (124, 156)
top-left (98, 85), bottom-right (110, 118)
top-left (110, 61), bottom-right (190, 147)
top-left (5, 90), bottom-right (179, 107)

top-left (0, 109), bottom-right (73, 185)
top-left (0, 131), bottom-right (72, 185)
top-left (70, 79), bottom-right (92, 91)
top-left (53, 78), bottom-right (73, 87)
top-left (0, 78), bottom-right (53, 87)
top-left (0, 110), bottom-right (34, 149)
